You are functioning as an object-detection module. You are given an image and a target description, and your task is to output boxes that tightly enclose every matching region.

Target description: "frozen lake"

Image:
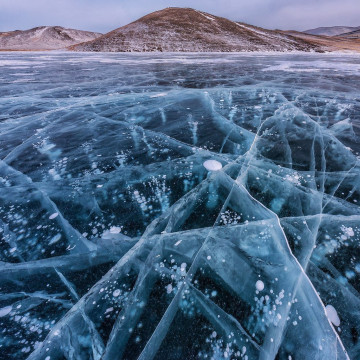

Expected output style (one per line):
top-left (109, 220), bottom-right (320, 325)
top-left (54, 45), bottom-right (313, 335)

top-left (0, 52), bottom-right (360, 359)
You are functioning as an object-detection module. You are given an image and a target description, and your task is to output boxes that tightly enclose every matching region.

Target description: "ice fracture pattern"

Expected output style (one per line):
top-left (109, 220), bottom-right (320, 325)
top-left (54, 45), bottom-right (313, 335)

top-left (0, 53), bottom-right (360, 360)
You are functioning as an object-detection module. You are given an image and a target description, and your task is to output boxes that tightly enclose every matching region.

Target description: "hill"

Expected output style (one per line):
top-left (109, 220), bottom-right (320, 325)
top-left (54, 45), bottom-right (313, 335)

top-left (71, 8), bottom-right (319, 52)
top-left (0, 26), bottom-right (102, 51)
top-left (337, 29), bottom-right (360, 39)
top-left (304, 26), bottom-right (360, 37)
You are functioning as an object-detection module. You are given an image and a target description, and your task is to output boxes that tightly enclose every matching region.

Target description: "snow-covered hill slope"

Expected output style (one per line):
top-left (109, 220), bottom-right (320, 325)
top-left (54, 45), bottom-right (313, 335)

top-left (0, 26), bottom-right (102, 50)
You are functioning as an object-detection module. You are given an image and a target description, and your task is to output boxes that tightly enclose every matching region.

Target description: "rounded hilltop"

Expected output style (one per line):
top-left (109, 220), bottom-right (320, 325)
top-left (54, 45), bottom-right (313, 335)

top-left (0, 26), bottom-right (102, 51)
top-left (70, 7), bottom-right (319, 52)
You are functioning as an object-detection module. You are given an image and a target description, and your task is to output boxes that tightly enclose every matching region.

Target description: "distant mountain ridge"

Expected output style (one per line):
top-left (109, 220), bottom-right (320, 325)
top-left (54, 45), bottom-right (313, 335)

top-left (70, 8), bottom-right (319, 52)
top-left (1, 8), bottom-right (360, 53)
top-left (304, 26), bottom-right (360, 37)
top-left (337, 28), bottom-right (360, 39)
top-left (0, 26), bottom-right (102, 50)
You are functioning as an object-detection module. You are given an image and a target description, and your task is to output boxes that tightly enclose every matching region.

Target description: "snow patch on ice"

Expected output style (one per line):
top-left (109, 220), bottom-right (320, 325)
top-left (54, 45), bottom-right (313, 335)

top-left (256, 280), bottom-right (265, 291)
top-left (49, 233), bottom-right (62, 245)
top-left (109, 226), bottom-right (122, 234)
top-left (0, 306), bottom-right (12, 317)
top-left (113, 289), bottom-right (121, 297)
top-left (49, 213), bottom-right (59, 220)
top-left (203, 160), bottom-right (223, 171)
top-left (341, 225), bottom-right (354, 239)
top-left (150, 93), bottom-right (168, 98)
top-left (326, 305), bottom-right (340, 326)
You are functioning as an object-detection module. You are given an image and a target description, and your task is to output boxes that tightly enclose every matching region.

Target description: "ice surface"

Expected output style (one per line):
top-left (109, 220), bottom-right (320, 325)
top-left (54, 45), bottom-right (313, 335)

top-left (0, 52), bottom-right (360, 360)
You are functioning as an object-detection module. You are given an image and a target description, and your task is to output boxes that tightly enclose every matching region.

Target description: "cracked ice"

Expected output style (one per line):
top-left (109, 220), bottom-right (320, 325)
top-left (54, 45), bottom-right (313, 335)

top-left (0, 52), bottom-right (360, 360)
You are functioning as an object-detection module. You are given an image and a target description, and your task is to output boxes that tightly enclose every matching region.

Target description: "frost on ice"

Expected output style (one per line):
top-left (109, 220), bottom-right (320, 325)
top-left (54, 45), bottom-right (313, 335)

top-left (0, 52), bottom-right (360, 360)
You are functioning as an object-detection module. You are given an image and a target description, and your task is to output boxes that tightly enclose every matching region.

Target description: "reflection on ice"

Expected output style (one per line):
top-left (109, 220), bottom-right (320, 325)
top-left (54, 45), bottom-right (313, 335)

top-left (0, 52), bottom-right (360, 360)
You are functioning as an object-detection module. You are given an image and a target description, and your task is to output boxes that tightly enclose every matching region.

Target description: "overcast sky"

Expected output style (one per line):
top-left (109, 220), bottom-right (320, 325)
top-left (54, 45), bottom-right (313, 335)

top-left (1, 0), bottom-right (359, 33)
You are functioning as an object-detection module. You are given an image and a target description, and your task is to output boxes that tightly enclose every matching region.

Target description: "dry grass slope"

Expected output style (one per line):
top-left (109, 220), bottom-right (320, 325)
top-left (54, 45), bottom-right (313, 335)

top-left (70, 8), bottom-right (322, 53)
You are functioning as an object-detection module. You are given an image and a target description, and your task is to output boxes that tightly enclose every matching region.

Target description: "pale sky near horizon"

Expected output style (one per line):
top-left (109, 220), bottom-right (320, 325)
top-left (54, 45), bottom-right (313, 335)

top-left (0, 0), bottom-right (359, 33)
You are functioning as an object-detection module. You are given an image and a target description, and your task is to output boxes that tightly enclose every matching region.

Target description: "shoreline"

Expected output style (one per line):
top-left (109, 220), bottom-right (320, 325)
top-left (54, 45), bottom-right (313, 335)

top-left (1, 50), bottom-right (360, 55)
